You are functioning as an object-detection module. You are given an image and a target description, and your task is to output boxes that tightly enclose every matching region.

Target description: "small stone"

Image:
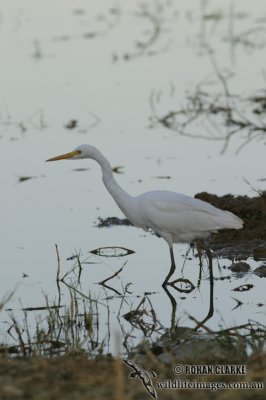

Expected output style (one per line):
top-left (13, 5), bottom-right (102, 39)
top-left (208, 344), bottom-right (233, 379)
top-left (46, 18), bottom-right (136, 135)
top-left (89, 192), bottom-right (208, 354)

top-left (254, 264), bottom-right (266, 278)
top-left (230, 262), bottom-right (250, 273)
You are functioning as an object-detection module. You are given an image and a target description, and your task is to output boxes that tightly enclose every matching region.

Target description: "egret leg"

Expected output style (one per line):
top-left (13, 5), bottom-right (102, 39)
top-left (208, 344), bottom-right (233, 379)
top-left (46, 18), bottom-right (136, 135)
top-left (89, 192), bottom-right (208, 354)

top-left (162, 246), bottom-right (176, 286)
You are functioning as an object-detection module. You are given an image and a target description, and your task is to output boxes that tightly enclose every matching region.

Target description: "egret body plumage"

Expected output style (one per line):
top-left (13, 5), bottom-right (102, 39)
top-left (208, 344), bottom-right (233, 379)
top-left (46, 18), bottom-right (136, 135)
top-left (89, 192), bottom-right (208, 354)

top-left (47, 144), bottom-right (243, 284)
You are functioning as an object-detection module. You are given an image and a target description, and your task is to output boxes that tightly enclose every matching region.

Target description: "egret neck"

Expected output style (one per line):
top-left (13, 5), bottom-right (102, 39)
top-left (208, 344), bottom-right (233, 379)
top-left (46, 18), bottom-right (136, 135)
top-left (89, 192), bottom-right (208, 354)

top-left (92, 149), bottom-right (136, 221)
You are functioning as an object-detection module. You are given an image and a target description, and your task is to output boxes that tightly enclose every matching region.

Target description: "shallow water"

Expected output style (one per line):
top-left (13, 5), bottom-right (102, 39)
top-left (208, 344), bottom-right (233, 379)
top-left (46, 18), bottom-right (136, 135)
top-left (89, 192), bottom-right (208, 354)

top-left (1, 0), bottom-right (265, 353)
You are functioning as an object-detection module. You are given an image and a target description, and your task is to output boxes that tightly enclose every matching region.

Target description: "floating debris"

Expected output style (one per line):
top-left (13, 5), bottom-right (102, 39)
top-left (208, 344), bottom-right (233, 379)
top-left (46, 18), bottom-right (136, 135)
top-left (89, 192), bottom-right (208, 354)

top-left (65, 119), bottom-right (78, 129)
top-left (90, 246), bottom-right (135, 257)
top-left (203, 12), bottom-right (223, 20)
top-left (232, 284), bottom-right (254, 292)
top-left (144, 291), bottom-right (157, 296)
top-left (153, 175), bottom-right (171, 179)
top-left (17, 175), bottom-right (45, 184)
top-left (112, 165), bottom-right (124, 174)
top-left (83, 32), bottom-right (96, 39)
top-left (6, 305), bottom-right (63, 312)
top-left (17, 176), bottom-right (34, 183)
top-left (95, 216), bottom-right (132, 228)
top-left (72, 8), bottom-right (86, 16)
top-left (66, 255), bottom-right (79, 261)
top-left (32, 39), bottom-right (42, 59)
top-left (72, 168), bottom-right (89, 172)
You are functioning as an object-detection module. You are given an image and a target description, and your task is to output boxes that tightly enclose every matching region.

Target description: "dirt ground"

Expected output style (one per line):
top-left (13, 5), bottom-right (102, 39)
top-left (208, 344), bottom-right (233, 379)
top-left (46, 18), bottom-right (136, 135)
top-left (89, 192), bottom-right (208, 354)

top-left (0, 352), bottom-right (265, 400)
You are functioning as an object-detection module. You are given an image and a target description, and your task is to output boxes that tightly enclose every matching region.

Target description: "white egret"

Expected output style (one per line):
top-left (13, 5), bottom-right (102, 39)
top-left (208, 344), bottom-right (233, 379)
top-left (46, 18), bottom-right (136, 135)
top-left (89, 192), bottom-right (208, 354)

top-left (46, 144), bottom-right (243, 285)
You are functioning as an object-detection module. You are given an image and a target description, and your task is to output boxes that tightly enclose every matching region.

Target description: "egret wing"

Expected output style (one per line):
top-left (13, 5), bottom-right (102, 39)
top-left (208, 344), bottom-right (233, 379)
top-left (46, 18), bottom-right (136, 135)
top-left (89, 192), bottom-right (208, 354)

top-left (139, 191), bottom-right (242, 238)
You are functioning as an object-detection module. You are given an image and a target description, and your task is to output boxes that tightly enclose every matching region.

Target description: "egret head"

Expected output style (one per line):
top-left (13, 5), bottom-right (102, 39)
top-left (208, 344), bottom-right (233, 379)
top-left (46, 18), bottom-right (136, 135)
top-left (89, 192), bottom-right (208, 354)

top-left (46, 144), bottom-right (99, 162)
